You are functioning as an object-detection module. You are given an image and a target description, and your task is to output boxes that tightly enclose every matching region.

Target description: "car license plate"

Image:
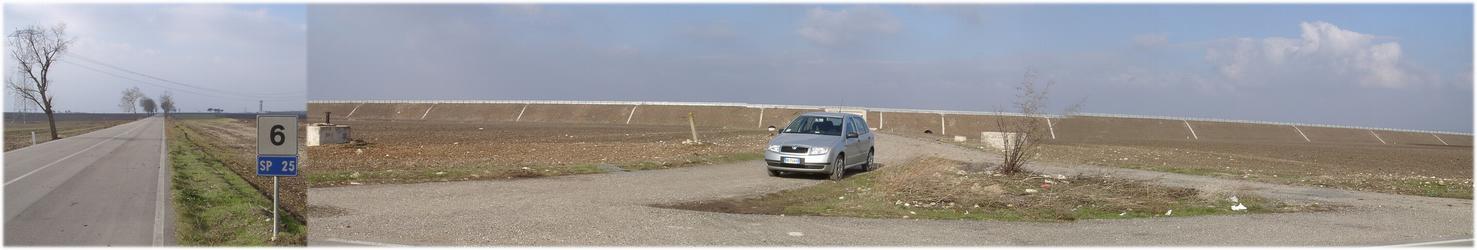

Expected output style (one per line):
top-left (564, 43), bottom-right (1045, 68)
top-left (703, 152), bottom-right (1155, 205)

top-left (782, 157), bottom-right (801, 164)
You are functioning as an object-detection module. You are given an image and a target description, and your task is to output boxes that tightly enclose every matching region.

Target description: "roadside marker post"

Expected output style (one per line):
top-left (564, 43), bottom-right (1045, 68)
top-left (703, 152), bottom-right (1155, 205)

top-left (256, 115), bottom-right (299, 242)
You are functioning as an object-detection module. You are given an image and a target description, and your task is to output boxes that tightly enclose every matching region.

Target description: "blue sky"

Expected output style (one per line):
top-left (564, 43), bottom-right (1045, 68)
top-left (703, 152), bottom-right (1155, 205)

top-left (4, 4), bottom-right (306, 113)
top-left (7, 4), bottom-right (1465, 132)
top-left (309, 4), bottom-right (1472, 132)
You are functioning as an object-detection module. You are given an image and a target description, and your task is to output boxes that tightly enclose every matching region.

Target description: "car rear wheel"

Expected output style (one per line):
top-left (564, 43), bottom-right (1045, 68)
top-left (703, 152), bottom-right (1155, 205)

top-left (828, 154), bottom-right (845, 180)
top-left (860, 149), bottom-right (874, 172)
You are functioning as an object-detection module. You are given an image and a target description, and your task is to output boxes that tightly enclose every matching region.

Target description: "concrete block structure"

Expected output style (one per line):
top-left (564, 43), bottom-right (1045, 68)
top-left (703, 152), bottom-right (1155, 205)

top-left (306, 123), bottom-right (352, 146)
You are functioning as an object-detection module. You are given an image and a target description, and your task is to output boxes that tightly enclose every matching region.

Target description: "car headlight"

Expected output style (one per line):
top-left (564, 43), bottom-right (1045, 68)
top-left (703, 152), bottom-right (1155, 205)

top-left (809, 147), bottom-right (829, 155)
top-left (767, 145), bottom-right (781, 152)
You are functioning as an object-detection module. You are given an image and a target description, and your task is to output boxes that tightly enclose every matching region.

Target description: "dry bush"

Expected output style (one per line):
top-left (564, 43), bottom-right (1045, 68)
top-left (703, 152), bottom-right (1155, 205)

top-left (994, 70), bottom-right (1084, 174)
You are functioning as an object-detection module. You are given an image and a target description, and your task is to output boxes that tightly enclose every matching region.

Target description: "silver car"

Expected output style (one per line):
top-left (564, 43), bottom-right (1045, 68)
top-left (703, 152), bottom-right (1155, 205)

top-left (763, 112), bottom-right (875, 180)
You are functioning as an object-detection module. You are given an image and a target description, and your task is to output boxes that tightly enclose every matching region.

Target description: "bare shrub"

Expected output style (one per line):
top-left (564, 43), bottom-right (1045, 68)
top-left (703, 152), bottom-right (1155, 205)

top-left (994, 70), bottom-right (1083, 174)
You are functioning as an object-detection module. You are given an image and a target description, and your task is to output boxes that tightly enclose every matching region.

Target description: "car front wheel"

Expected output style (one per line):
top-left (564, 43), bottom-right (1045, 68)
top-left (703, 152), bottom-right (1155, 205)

top-left (829, 154), bottom-right (845, 180)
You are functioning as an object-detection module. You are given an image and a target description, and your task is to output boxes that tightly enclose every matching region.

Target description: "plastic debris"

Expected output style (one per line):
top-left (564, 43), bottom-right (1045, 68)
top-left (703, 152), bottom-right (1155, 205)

top-left (1229, 196), bottom-right (1240, 203)
top-left (787, 232), bottom-right (804, 237)
top-left (1165, 209), bottom-right (1173, 216)
top-left (1231, 203), bottom-right (1247, 211)
top-left (1024, 189), bottom-right (1039, 194)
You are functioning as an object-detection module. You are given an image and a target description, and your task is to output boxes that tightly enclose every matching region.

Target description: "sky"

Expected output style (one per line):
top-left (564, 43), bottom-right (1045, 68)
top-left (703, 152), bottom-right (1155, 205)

top-left (306, 4), bottom-right (1473, 132)
top-left (4, 4), bottom-right (306, 114)
top-left (7, 4), bottom-right (1466, 132)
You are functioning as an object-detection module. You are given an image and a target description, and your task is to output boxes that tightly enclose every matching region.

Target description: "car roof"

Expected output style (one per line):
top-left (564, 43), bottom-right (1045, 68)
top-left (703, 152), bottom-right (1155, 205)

top-left (798, 112), bottom-right (860, 118)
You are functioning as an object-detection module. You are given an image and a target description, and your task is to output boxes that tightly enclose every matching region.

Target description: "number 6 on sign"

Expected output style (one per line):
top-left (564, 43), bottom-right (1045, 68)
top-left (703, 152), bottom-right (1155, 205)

top-left (257, 116), bottom-right (298, 156)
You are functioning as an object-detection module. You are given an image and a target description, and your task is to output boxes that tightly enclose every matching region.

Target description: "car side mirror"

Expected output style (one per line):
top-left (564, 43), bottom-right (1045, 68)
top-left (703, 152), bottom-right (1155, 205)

top-left (846, 132), bottom-right (859, 138)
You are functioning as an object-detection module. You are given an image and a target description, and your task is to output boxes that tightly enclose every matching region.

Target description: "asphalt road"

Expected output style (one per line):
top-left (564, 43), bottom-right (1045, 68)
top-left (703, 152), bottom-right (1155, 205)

top-left (4, 117), bottom-right (173, 246)
top-left (308, 133), bottom-right (1471, 246)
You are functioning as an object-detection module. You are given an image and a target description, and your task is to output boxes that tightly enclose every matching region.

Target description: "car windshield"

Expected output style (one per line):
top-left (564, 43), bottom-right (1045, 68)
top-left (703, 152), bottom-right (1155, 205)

top-left (782, 116), bottom-right (843, 136)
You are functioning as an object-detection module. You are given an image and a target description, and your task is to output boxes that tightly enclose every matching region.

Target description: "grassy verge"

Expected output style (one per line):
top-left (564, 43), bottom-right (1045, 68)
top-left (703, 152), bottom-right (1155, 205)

top-left (169, 120), bottom-right (306, 245)
top-left (308, 151), bottom-right (765, 187)
top-left (663, 157), bottom-right (1325, 222)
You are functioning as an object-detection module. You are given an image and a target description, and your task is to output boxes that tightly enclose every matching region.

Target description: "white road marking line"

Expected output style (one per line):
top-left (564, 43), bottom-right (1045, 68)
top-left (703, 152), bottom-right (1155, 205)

top-left (319, 238), bottom-right (411, 247)
top-left (1373, 238), bottom-right (1473, 247)
top-left (5, 120), bottom-right (148, 186)
top-left (153, 118), bottom-right (169, 246)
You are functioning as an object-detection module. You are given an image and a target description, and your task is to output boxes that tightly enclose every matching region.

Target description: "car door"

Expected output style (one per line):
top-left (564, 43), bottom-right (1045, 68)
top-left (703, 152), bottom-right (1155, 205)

top-left (858, 117), bottom-right (874, 153)
top-left (844, 117), bottom-right (863, 165)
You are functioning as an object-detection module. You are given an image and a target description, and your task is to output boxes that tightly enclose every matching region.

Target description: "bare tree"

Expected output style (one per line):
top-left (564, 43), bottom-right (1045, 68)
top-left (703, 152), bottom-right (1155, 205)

top-left (993, 70), bottom-right (1083, 174)
top-left (7, 24), bottom-right (74, 140)
top-left (120, 86), bottom-right (144, 114)
top-left (158, 91), bottom-right (175, 116)
top-left (140, 97), bottom-right (157, 115)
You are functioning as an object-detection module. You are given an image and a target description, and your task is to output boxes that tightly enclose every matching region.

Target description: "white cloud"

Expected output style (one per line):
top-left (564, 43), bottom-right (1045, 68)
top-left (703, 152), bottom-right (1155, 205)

top-left (1203, 21), bottom-right (1422, 88)
top-left (797, 6), bottom-right (900, 47)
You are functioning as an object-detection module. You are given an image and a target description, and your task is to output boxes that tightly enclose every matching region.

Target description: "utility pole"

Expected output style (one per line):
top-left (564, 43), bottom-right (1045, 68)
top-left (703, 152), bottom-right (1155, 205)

top-left (259, 100), bottom-right (264, 114)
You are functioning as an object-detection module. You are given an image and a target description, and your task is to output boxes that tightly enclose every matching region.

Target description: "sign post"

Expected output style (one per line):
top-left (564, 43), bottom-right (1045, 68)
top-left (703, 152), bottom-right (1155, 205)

top-left (256, 115), bottom-right (299, 242)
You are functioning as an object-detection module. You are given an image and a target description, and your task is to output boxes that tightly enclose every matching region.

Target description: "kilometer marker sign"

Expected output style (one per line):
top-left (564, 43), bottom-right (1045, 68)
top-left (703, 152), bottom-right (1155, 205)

top-left (257, 115), bottom-right (299, 176)
top-left (256, 115), bottom-right (298, 241)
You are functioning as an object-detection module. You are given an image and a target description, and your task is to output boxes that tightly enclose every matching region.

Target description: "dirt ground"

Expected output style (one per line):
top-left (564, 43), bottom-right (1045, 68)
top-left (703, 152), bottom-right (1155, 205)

top-left (661, 157), bottom-right (1318, 222)
top-left (173, 117), bottom-right (307, 221)
top-left (306, 120), bottom-right (772, 186)
top-left (929, 133), bottom-right (1473, 199)
top-left (4, 114), bottom-right (145, 151)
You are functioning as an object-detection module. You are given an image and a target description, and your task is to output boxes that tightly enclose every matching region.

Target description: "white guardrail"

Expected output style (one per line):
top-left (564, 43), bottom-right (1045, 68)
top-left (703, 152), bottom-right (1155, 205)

top-left (308, 99), bottom-right (1471, 136)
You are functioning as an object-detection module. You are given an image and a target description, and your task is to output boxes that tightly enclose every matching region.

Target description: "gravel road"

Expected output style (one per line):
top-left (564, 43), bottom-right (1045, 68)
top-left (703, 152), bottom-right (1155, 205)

top-left (307, 133), bottom-right (1471, 246)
